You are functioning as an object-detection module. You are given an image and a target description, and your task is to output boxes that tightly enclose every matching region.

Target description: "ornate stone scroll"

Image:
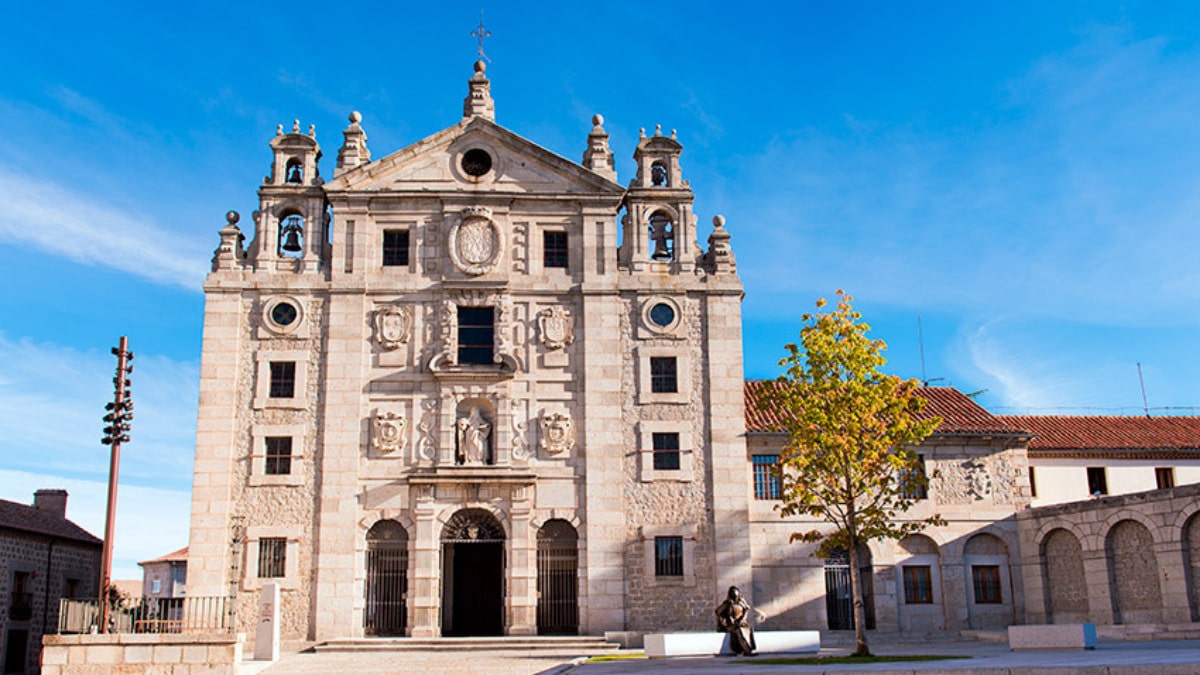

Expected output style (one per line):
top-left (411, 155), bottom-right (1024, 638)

top-left (448, 206), bottom-right (504, 275)
top-left (371, 412), bottom-right (407, 454)
top-left (539, 411), bottom-right (575, 455)
top-left (373, 305), bottom-right (412, 350)
top-left (538, 306), bottom-right (574, 350)
top-left (417, 400), bottom-right (438, 462)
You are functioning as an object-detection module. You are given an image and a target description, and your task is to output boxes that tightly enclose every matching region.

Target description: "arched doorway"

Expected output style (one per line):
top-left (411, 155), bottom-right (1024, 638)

top-left (824, 545), bottom-right (875, 630)
top-left (441, 509), bottom-right (505, 636)
top-left (536, 520), bottom-right (579, 635)
top-left (963, 533), bottom-right (1013, 630)
top-left (365, 520), bottom-right (409, 636)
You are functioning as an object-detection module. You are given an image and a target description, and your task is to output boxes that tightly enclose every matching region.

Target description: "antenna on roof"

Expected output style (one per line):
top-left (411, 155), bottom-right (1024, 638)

top-left (917, 313), bottom-right (947, 387)
top-left (1137, 362), bottom-right (1150, 419)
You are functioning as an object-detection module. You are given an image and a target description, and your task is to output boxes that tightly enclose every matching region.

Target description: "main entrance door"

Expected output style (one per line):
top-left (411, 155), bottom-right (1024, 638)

top-left (441, 509), bottom-right (505, 636)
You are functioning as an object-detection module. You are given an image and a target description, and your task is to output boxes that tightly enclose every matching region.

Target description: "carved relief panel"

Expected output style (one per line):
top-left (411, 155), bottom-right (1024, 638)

top-left (371, 411), bottom-right (407, 456)
top-left (373, 305), bottom-right (412, 350)
top-left (537, 306), bottom-right (574, 350)
top-left (539, 411), bottom-right (575, 456)
top-left (448, 206), bottom-right (505, 276)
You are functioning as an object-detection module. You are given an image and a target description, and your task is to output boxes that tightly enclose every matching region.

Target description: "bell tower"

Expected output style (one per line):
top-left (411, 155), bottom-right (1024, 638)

top-left (619, 125), bottom-right (698, 273)
top-left (249, 120), bottom-right (329, 272)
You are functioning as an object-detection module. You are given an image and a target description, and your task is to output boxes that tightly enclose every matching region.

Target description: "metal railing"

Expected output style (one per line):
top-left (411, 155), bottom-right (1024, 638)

top-left (58, 596), bottom-right (234, 634)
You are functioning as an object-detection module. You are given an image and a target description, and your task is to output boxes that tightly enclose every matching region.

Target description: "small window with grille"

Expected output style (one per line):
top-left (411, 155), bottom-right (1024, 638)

top-left (900, 454), bottom-right (928, 500)
top-left (903, 565), bottom-right (933, 604)
top-left (971, 565), bottom-right (1001, 604)
top-left (652, 432), bottom-right (680, 471)
top-left (752, 455), bottom-right (781, 500)
top-left (268, 362), bottom-right (296, 399)
top-left (382, 230), bottom-right (410, 267)
top-left (457, 307), bottom-right (495, 365)
top-left (543, 231), bottom-right (568, 269)
top-left (1155, 467), bottom-right (1175, 489)
top-left (654, 536), bottom-right (683, 577)
top-left (257, 538), bottom-right (287, 579)
top-left (649, 357), bottom-right (678, 393)
top-left (265, 437), bottom-right (293, 475)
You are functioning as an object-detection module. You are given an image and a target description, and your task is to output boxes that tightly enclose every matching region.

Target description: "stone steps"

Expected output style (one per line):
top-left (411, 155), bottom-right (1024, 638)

top-left (313, 635), bottom-right (622, 657)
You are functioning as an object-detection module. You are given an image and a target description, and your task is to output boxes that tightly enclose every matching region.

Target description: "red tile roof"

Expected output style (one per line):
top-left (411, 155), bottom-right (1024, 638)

top-left (138, 546), bottom-right (188, 566)
top-left (0, 498), bottom-right (102, 546)
top-left (997, 415), bottom-right (1200, 458)
top-left (744, 381), bottom-right (1029, 436)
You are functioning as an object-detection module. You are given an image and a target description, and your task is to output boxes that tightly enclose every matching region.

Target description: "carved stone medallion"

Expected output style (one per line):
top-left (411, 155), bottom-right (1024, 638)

top-left (373, 305), bottom-right (412, 350)
top-left (538, 306), bottom-right (574, 350)
top-left (448, 206), bottom-right (504, 275)
top-left (371, 412), bottom-right (407, 455)
top-left (539, 412), bottom-right (575, 455)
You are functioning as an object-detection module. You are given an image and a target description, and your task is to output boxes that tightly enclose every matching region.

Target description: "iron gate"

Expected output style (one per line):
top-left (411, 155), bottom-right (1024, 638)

top-left (536, 520), bottom-right (578, 635)
top-left (365, 520), bottom-right (408, 636)
top-left (824, 549), bottom-right (876, 631)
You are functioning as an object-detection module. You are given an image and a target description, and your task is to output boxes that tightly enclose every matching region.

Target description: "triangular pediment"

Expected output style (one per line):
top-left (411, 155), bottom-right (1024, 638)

top-left (325, 117), bottom-right (624, 195)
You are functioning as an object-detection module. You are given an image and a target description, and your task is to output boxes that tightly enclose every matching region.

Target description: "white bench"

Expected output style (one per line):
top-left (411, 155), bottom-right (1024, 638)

top-left (644, 631), bottom-right (820, 658)
top-left (1008, 623), bottom-right (1096, 650)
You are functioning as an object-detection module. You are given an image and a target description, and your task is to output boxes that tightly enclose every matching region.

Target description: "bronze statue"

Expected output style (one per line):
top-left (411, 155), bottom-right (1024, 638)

top-left (715, 586), bottom-right (756, 656)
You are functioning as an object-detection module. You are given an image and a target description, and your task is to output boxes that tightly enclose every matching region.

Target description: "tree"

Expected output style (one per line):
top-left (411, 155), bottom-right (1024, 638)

top-left (764, 291), bottom-right (943, 656)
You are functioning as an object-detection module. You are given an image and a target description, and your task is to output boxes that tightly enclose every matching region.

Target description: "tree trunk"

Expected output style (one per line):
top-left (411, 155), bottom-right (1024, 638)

top-left (847, 541), bottom-right (871, 656)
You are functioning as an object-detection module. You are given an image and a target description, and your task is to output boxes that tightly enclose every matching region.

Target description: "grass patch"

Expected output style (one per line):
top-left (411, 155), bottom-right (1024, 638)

top-left (747, 654), bottom-right (969, 666)
top-left (585, 653), bottom-right (648, 663)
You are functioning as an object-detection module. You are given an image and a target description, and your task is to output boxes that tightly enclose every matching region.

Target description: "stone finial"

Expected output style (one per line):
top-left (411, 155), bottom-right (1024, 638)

top-left (654, 124), bottom-right (662, 137)
top-left (292, 119), bottom-right (300, 133)
top-left (212, 210), bottom-right (246, 271)
top-left (463, 60), bottom-right (496, 121)
top-left (706, 214), bottom-right (736, 274)
top-left (276, 124), bottom-right (283, 136)
top-left (639, 128), bottom-right (646, 139)
top-left (308, 124), bottom-right (316, 137)
top-left (582, 112), bottom-right (616, 182)
top-left (336, 110), bottom-right (371, 176)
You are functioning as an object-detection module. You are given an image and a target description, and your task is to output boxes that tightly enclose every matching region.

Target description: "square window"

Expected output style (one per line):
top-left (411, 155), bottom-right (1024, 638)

top-left (457, 306), bottom-right (495, 365)
top-left (971, 565), bottom-right (1002, 604)
top-left (382, 230), bottom-right (410, 267)
top-left (1086, 467), bottom-right (1108, 496)
top-left (900, 454), bottom-right (928, 500)
top-left (265, 437), bottom-right (293, 475)
top-left (652, 432), bottom-right (681, 470)
top-left (752, 455), bottom-right (781, 500)
top-left (543, 231), bottom-right (568, 269)
top-left (269, 362), bottom-right (296, 399)
top-left (902, 565), bottom-right (933, 604)
top-left (654, 536), bottom-right (683, 577)
top-left (649, 357), bottom-right (678, 393)
top-left (1155, 467), bottom-right (1175, 489)
top-left (257, 538), bottom-right (287, 579)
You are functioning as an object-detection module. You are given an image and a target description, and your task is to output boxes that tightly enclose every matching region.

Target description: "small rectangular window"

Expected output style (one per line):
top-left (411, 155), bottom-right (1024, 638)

top-left (265, 437), bottom-right (293, 476)
top-left (457, 306), bottom-right (495, 365)
top-left (64, 578), bottom-right (80, 599)
top-left (1029, 466), bottom-right (1037, 498)
top-left (543, 231), bottom-right (568, 269)
top-left (649, 357), bottom-right (678, 394)
top-left (10, 571), bottom-right (31, 620)
top-left (257, 538), bottom-right (287, 579)
top-left (382, 230), bottom-right (410, 267)
top-left (902, 565), bottom-right (933, 604)
top-left (1155, 467), bottom-right (1175, 490)
top-left (752, 455), bottom-right (781, 500)
top-left (971, 565), bottom-right (1002, 604)
top-left (654, 536), bottom-right (684, 577)
top-left (900, 454), bottom-right (928, 500)
top-left (1086, 466), bottom-right (1108, 496)
top-left (151, 578), bottom-right (162, 594)
top-left (652, 432), bottom-right (681, 471)
top-left (268, 362), bottom-right (296, 399)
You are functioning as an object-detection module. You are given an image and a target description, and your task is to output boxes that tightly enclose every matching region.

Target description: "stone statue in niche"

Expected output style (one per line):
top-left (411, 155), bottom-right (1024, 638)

top-left (373, 305), bottom-right (412, 350)
top-left (456, 407), bottom-right (492, 465)
top-left (371, 412), bottom-right (406, 454)
top-left (539, 412), bottom-right (575, 455)
top-left (537, 306), bottom-right (574, 350)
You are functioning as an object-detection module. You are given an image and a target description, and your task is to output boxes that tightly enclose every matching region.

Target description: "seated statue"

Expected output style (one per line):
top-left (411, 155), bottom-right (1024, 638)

top-left (714, 586), bottom-right (756, 656)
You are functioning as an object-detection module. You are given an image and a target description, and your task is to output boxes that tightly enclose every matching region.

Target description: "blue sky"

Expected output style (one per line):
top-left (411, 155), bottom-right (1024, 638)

top-left (4, 1), bottom-right (1200, 578)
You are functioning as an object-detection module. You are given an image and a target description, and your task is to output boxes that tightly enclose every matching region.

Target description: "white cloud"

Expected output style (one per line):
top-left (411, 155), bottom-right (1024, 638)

top-left (0, 168), bottom-right (209, 291)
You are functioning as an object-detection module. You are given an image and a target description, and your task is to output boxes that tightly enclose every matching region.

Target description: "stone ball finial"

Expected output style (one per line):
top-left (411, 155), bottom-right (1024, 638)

top-left (292, 119), bottom-right (300, 133)
top-left (654, 124), bottom-right (662, 136)
top-left (639, 128), bottom-right (646, 139)
top-left (349, 110), bottom-right (362, 124)
top-left (592, 114), bottom-right (604, 127)
top-left (474, 60), bottom-right (486, 73)
top-left (713, 215), bottom-right (726, 228)
top-left (226, 210), bottom-right (240, 226)
top-left (671, 129), bottom-right (677, 139)
top-left (276, 124), bottom-right (283, 136)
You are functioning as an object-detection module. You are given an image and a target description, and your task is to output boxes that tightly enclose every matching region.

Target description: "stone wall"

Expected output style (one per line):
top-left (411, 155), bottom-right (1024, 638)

top-left (41, 633), bottom-right (242, 675)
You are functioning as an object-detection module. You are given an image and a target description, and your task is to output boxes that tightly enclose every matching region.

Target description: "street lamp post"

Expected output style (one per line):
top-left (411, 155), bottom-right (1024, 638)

top-left (98, 336), bottom-right (133, 633)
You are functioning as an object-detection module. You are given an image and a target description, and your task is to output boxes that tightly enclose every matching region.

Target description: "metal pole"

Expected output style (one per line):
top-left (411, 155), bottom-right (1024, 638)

top-left (98, 336), bottom-right (131, 633)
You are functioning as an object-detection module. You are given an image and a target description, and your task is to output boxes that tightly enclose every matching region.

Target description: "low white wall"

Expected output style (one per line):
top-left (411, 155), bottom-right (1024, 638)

top-left (41, 632), bottom-right (243, 675)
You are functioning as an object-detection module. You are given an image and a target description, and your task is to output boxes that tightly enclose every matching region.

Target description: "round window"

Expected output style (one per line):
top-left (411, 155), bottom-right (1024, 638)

top-left (649, 303), bottom-right (676, 328)
top-left (461, 148), bottom-right (493, 177)
top-left (271, 302), bottom-right (298, 327)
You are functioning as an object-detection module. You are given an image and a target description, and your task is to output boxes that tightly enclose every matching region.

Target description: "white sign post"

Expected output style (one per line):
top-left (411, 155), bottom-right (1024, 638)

top-left (254, 582), bottom-right (280, 662)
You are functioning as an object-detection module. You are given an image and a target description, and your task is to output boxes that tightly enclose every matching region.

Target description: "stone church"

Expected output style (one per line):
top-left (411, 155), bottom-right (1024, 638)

top-left (187, 61), bottom-right (1200, 645)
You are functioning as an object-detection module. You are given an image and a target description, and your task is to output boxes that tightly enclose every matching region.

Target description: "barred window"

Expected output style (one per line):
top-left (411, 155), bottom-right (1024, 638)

top-left (752, 455), bottom-right (781, 500)
top-left (649, 357), bottom-right (678, 393)
top-left (265, 436), bottom-right (293, 475)
top-left (382, 230), bottom-right (409, 267)
top-left (457, 306), bottom-right (495, 365)
top-left (971, 565), bottom-right (1001, 604)
top-left (543, 231), bottom-right (568, 269)
top-left (652, 432), bottom-right (681, 471)
top-left (268, 362), bottom-right (296, 398)
top-left (900, 454), bottom-right (928, 500)
top-left (1155, 467), bottom-right (1175, 489)
top-left (902, 565), bottom-right (933, 604)
top-left (257, 538), bottom-right (287, 579)
top-left (654, 536), bottom-right (683, 577)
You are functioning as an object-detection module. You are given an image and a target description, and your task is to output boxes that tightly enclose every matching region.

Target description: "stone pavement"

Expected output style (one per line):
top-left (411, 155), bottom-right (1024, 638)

top-left (242, 638), bottom-right (1200, 675)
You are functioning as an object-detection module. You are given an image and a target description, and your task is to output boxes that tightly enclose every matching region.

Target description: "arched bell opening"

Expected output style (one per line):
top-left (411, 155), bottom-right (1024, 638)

top-left (364, 520), bottom-right (409, 637)
top-left (440, 509), bottom-right (505, 636)
top-left (536, 520), bottom-right (578, 635)
top-left (285, 158), bottom-right (304, 184)
top-left (647, 211), bottom-right (675, 262)
top-left (278, 212), bottom-right (305, 258)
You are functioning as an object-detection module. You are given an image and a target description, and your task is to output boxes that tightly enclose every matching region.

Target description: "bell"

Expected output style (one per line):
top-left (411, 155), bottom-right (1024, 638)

top-left (280, 228), bottom-right (303, 253)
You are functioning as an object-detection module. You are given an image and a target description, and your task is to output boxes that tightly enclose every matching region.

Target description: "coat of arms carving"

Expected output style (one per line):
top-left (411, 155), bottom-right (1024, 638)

top-left (448, 206), bottom-right (504, 275)
top-left (538, 306), bottom-right (574, 350)
top-left (373, 305), bottom-right (412, 350)
top-left (371, 412), bottom-right (407, 455)
top-left (539, 411), bottom-right (575, 455)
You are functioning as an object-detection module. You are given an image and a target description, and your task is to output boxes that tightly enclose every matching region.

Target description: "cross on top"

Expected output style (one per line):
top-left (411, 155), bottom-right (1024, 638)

top-left (471, 11), bottom-right (492, 62)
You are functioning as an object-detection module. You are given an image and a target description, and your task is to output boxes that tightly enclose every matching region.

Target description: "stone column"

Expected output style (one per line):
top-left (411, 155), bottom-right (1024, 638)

top-left (410, 487), bottom-right (440, 637)
top-left (1080, 549), bottom-right (1115, 624)
top-left (508, 487), bottom-right (536, 635)
top-left (1156, 539), bottom-right (1192, 623)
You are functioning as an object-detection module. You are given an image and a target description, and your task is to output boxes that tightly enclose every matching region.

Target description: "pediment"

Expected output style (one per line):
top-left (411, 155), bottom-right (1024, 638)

top-left (324, 118), bottom-right (624, 196)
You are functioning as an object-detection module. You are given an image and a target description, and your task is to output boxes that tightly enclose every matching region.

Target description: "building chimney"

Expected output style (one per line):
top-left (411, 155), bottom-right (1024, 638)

top-left (33, 489), bottom-right (68, 519)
